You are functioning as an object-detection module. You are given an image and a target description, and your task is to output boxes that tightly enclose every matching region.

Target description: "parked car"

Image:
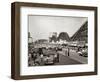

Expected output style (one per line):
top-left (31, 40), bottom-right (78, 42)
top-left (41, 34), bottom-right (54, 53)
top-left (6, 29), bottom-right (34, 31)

top-left (78, 48), bottom-right (88, 57)
top-left (43, 49), bottom-right (59, 65)
top-left (43, 55), bottom-right (54, 65)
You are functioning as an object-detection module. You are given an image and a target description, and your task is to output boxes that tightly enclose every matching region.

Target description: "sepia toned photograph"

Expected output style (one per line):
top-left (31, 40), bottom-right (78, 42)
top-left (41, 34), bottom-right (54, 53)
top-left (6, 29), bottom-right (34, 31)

top-left (28, 15), bottom-right (88, 66)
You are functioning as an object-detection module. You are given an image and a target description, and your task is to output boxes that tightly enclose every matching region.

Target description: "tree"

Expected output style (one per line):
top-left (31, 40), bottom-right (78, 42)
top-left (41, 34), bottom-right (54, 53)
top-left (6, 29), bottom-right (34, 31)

top-left (50, 35), bottom-right (57, 42)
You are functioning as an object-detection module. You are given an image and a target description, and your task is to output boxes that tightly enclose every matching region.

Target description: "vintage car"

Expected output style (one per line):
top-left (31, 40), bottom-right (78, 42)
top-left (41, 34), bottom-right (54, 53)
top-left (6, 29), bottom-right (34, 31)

top-left (78, 48), bottom-right (88, 57)
top-left (42, 49), bottom-right (59, 65)
top-left (43, 55), bottom-right (54, 65)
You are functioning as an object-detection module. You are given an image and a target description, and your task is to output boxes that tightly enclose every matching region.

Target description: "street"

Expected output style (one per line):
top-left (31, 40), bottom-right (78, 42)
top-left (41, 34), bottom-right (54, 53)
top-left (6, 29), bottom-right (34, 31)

top-left (55, 52), bottom-right (82, 65)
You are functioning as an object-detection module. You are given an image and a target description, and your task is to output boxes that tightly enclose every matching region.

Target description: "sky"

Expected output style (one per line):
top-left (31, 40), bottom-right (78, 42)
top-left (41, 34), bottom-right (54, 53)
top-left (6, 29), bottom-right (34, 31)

top-left (28, 15), bottom-right (87, 42)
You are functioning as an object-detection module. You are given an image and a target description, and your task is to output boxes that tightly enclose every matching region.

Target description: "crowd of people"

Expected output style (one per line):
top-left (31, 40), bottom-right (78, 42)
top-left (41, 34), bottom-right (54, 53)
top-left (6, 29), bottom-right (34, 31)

top-left (28, 44), bottom-right (72, 66)
top-left (28, 47), bottom-right (59, 66)
top-left (28, 44), bottom-right (87, 66)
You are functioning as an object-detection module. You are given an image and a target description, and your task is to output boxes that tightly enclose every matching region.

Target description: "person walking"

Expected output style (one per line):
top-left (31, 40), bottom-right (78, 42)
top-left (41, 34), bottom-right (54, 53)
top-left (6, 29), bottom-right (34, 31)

top-left (67, 47), bottom-right (70, 56)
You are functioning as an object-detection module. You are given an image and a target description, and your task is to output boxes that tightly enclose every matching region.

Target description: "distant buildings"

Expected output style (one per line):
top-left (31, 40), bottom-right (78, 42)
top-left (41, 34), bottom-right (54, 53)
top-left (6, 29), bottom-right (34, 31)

top-left (34, 39), bottom-right (48, 44)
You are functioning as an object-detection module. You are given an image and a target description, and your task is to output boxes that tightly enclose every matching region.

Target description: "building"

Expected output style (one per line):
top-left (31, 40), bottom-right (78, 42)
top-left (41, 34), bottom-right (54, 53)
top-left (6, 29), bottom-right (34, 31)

top-left (49, 32), bottom-right (58, 42)
top-left (34, 39), bottom-right (48, 44)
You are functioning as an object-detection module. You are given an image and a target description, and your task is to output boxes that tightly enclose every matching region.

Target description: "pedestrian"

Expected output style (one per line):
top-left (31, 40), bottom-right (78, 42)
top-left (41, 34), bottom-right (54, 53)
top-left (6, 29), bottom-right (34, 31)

top-left (68, 47), bottom-right (70, 56)
top-left (65, 48), bottom-right (68, 56)
top-left (38, 48), bottom-right (43, 55)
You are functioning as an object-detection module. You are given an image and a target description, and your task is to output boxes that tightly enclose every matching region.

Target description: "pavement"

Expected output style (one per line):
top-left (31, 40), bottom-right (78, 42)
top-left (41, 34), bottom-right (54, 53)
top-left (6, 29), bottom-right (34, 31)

top-left (55, 51), bottom-right (82, 65)
top-left (56, 50), bottom-right (87, 65)
top-left (69, 50), bottom-right (88, 64)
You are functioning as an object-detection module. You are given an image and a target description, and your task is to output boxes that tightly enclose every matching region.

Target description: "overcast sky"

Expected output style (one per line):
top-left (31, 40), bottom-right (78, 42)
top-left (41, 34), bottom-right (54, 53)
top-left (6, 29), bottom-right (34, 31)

top-left (28, 15), bottom-right (87, 42)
